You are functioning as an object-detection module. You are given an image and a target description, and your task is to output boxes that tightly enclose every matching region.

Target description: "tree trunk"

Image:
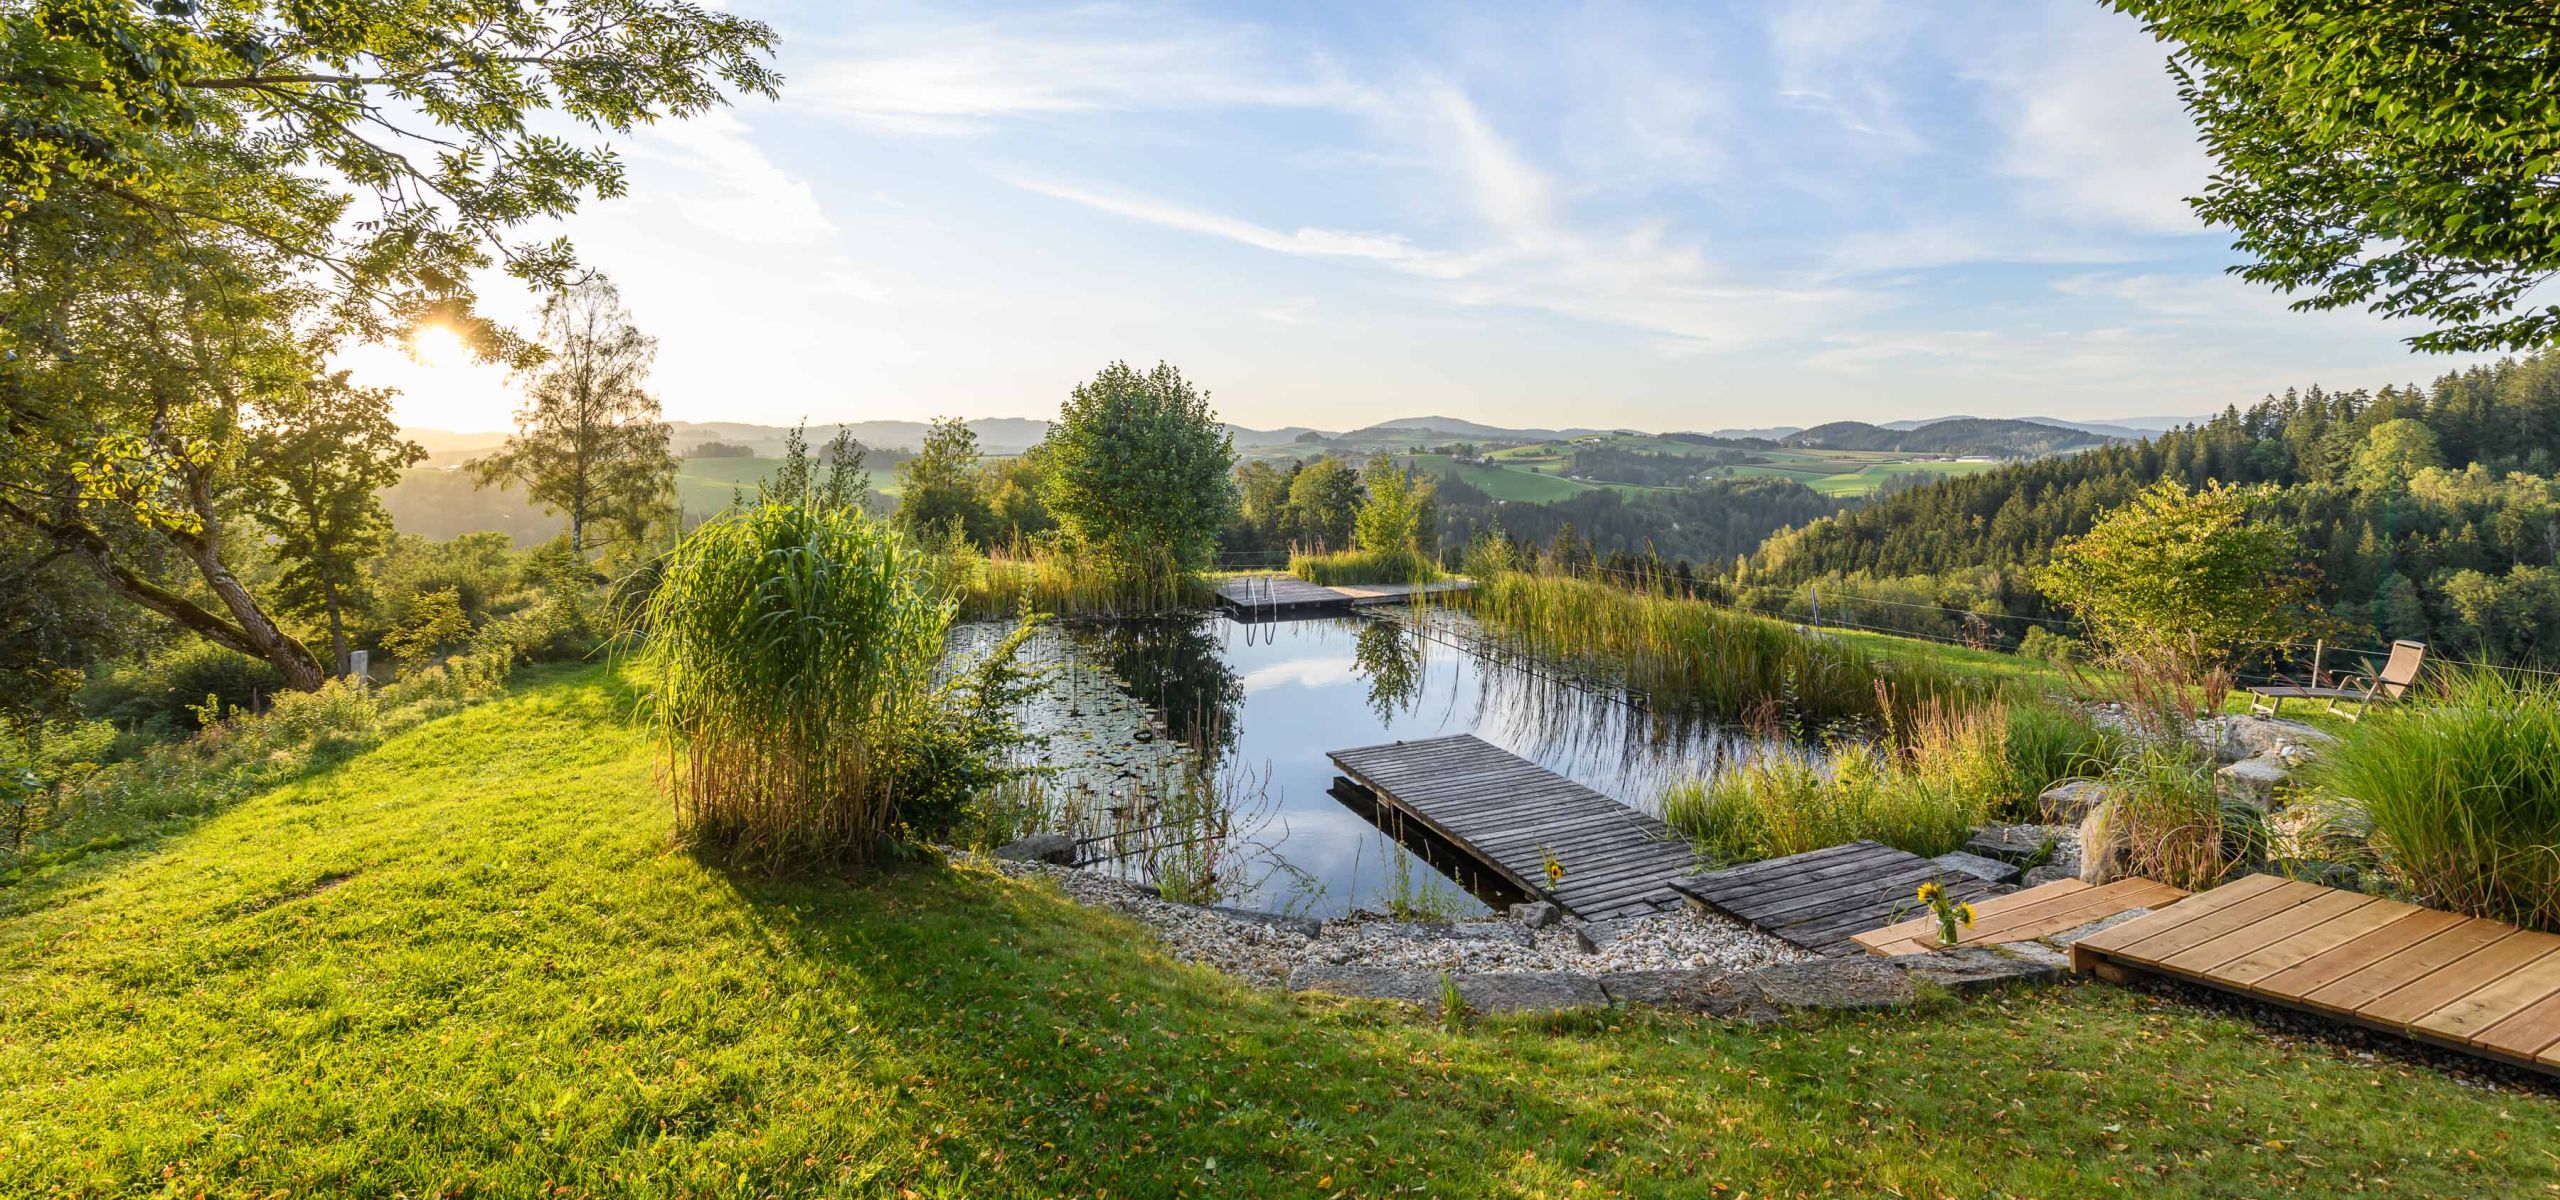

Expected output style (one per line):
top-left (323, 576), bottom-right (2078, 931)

top-left (325, 585), bottom-right (349, 676)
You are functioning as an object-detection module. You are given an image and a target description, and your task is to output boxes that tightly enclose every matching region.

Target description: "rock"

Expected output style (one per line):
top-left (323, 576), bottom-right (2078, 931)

top-left (1889, 946), bottom-right (2064, 993)
top-left (2077, 800), bottom-right (2132, 884)
top-left (1208, 905), bottom-right (1324, 939)
top-left (1999, 940), bottom-right (2072, 971)
top-left (2021, 864), bottom-right (2078, 888)
top-left (2037, 779), bottom-right (2112, 824)
top-left (1286, 963), bottom-right (1444, 1005)
top-left (1967, 825), bottom-right (2062, 865)
top-left (2192, 715), bottom-right (2335, 765)
top-left (994, 833), bottom-right (1079, 866)
top-left (1573, 916), bottom-right (1652, 953)
top-left (1454, 971), bottom-right (1608, 1014)
top-left (1931, 850), bottom-right (2023, 886)
top-left (1510, 900), bottom-right (1562, 929)
top-left (2041, 908), bottom-right (2156, 947)
top-left (1749, 958), bottom-right (1917, 1011)
top-left (1597, 969), bottom-right (1779, 1021)
top-left (2215, 751), bottom-right (2293, 809)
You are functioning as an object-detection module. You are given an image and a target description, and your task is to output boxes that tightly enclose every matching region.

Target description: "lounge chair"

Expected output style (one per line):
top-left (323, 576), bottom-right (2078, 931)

top-left (2246, 640), bottom-right (2426, 722)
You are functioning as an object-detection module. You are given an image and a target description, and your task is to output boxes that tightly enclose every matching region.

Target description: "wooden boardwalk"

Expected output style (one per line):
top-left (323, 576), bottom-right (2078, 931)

top-left (2071, 874), bottom-right (2560, 1075)
top-left (1671, 842), bottom-right (2005, 956)
top-left (1213, 574), bottom-right (1355, 617)
top-left (1330, 579), bottom-right (1475, 606)
top-left (1327, 734), bottom-right (1697, 921)
top-left (1852, 877), bottom-right (2188, 956)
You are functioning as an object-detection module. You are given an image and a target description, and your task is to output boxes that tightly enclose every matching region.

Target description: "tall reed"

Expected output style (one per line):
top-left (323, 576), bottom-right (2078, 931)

top-left (2306, 669), bottom-right (2560, 931)
top-left (941, 540), bottom-right (1208, 620)
top-left (1662, 696), bottom-right (2018, 862)
top-left (1290, 546), bottom-right (1439, 586)
top-left (643, 502), bottom-right (950, 868)
top-left (1470, 568), bottom-right (1985, 727)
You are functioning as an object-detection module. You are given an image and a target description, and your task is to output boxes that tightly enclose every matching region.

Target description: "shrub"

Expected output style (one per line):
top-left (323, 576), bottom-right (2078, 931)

top-left (1998, 701), bottom-right (2123, 818)
top-left (2305, 670), bottom-right (2560, 931)
top-left (2088, 742), bottom-right (2237, 891)
top-left (2018, 626), bottom-right (2082, 666)
top-left (83, 641), bottom-right (288, 731)
top-left (643, 502), bottom-right (1041, 867)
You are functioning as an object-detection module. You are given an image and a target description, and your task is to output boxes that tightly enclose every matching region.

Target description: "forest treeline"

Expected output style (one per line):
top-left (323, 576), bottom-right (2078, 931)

top-left (1723, 352), bottom-right (2560, 663)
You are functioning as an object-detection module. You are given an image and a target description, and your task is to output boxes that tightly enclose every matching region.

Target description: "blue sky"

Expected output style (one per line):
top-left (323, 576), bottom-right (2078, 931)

top-left (360, 0), bottom-right (2490, 434)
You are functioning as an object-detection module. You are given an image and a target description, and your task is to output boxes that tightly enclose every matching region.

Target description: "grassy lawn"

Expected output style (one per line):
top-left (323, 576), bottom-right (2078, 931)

top-left (1410, 454), bottom-right (1597, 502)
top-left (4, 667), bottom-right (2551, 1197)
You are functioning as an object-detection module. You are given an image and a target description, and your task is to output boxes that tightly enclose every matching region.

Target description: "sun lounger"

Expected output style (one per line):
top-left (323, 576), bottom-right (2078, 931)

top-left (2246, 640), bottom-right (2425, 722)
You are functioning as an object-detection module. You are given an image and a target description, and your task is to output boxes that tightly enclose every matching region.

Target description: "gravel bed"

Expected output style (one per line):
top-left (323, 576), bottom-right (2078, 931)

top-left (982, 855), bottom-right (1810, 985)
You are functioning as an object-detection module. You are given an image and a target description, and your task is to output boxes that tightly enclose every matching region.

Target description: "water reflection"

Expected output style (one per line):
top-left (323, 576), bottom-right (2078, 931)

top-left (1068, 614), bottom-right (1244, 758)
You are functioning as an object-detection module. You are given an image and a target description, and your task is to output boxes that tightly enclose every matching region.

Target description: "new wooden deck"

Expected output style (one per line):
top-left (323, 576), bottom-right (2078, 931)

top-left (2071, 874), bottom-right (2560, 1075)
top-left (1852, 877), bottom-right (2189, 956)
top-left (1671, 842), bottom-right (2006, 956)
top-left (1327, 734), bottom-right (1697, 922)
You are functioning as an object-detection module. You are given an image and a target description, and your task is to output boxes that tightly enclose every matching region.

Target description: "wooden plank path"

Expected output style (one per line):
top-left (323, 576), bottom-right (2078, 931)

top-left (1329, 579), bottom-right (1475, 606)
top-left (1671, 842), bottom-right (2006, 956)
top-left (1327, 734), bottom-right (1697, 921)
top-left (1852, 877), bottom-right (2189, 957)
top-left (2071, 875), bottom-right (2560, 1076)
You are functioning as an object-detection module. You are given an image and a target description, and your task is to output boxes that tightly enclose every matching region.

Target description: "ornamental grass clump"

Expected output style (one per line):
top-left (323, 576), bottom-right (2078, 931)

top-left (2306, 669), bottom-right (2560, 931)
top-left (644, 501), bottom-right (1023, 869)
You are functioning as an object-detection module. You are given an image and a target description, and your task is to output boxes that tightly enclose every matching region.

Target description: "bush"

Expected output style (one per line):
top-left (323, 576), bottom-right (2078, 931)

top-left (2087, 742), bottom-right (2239, 891)
top-left (2018, 626), bottom-right (2082, 666)
top-left (642, 501), bottom-right (1039, 867)
top-left (1664, 697), bottom-right (2015, 862)
top-left (1999, 701), bottom-right (2123, 817)
top-left (83, 641), bottom-right (288, 731)
top-left (2305, 670), bottom-right (2560, 931)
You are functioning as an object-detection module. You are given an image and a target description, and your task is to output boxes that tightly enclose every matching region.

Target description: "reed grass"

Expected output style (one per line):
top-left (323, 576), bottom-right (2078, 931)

top-left (2087, 742), bottom-right (2237, 892)
top-left (642, 502), bottom-right (950, 867)
top-left (1290, 546), bottom-right (1440, 586)
top-left (2305, 669), bottom-right (2560, 931)
top-left (1662, 696), bottom-right (2021, 861)
top-left (1470, 569), bottom-right (1987, 726)
top-left (942, 541), bottom-right (1210, 620)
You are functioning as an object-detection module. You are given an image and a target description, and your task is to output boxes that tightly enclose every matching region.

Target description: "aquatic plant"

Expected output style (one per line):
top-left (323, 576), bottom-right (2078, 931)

top-left (1290, 546), bottom-right (1440, 586)
top-left (940, 539), bottom-right (1211, 620)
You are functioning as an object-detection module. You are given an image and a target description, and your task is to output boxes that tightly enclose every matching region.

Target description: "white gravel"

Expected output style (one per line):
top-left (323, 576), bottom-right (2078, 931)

top-left (981, 854), bottom-right (1811, 986)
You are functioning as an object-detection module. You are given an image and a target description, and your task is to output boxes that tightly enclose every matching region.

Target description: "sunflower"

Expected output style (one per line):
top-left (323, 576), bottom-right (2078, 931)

top-left (1956, 902), bottom-right (1978, 927)
top-left (1916, 881), bottom-right (1945, 904)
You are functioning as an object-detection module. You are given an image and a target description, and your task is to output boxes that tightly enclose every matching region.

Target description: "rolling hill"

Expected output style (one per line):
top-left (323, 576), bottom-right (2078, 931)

top-left (1781, 417), bottom-right (2119, 456)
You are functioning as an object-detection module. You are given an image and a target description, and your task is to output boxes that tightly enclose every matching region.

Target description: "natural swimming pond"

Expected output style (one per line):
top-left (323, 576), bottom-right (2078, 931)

top-left (967, 606), bottom-right (1795, 918)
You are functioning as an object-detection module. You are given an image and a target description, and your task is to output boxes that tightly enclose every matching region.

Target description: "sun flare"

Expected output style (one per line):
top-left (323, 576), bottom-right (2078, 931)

top-left (406, 322), bottom-right (471, 369)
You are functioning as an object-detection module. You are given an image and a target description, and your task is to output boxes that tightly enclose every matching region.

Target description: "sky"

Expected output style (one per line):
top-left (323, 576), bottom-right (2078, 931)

top-left (351, 0), bottom-right (2492, 436)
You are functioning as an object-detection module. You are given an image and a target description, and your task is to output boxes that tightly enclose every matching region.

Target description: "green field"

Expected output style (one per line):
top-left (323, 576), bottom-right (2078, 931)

top-left (6, 663), bottom-right (2549, 1196)
top-left (1407, 455), bottom-right (1601, 501)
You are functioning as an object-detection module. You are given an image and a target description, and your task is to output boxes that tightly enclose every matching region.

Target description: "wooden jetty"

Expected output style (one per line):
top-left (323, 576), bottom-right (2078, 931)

top-left (1671, 841), bottom-right (2006, 956)
top-left (2070, 874), bottom-right (2560, 1075)
top-left (1851, 877), bottom-right (2188, 957)
top-left (1213, 574), bottom-right (1355, 618)
top-left (1326, 734), bottom-right (1697, 922)
top-left (1213, 575), bottom-right (1474, 619)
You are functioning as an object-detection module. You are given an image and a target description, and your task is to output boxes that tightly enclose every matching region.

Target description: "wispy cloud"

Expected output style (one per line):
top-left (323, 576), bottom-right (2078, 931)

top-left (1975, 5), bottom-right (2214, 234)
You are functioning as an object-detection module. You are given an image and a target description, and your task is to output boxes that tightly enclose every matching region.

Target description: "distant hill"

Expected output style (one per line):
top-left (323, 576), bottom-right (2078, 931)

top-left (1782, 417), bottom-right (2119, 456)
top-left (1707, 425), bottom-right (1802, 441)
top-left (1349, 415), bottom-right (1608, 442)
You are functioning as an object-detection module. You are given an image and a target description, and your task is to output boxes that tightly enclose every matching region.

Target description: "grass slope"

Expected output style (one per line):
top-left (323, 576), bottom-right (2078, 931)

top-left (3, 667), bottom-right (2551, 1197)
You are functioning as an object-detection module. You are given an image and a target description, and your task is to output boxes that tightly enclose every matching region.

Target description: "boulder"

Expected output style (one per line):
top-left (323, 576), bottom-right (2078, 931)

top-left (1597, 969), bottom-right (1779, 1021)
top-left (1510, 900), bottom-right (1562, 929)
top-left (1208, 905), bottom-right (1324, 939)
top-left (1966, 825), bottom-right (2064, 866)
top-left (1455, 971), bottom-right (1608, 1014)
top-left (2037, 779), bottom-right (2112, 824)
top-left (1286, 964), bottom-right (1443, 1005)
top-left (994, 833), bottom-right (1079, 866)
top-left (2021, 863), bottom-right (2078, 888)
top-left (2076, 799), bottom-right (2132, 885)
top-left (1931, 850), bottom-right (2023, 886)
top-left (2215, 751), bottom-right (2293, 809)
top-left (1889, 946), bottom-right (2064, 993)
top-left (1748, 958), bottom-right (1917, 1011)
top-left (1573, 916), bottom-right (1652, 954)
top-left (2192, 715), bottom-right (2335, 765)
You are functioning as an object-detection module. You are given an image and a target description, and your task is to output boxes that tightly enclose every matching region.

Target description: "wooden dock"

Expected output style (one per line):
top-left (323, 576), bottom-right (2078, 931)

top-left (2071, 874), bottom-right (2560, 1075)
top-left (1327, 734), bottom-right (1697, 922)
top-left (1852, 877), bottom-right (2188, 957)
top-left (1671, 842), bottom-right (2006, 956)
top-left (1213, 575), bottom-right (1474, 618)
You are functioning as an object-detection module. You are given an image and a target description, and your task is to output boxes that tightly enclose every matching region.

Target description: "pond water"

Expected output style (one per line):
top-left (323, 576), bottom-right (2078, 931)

top-left (985, 607), bottom-right (1795, 918)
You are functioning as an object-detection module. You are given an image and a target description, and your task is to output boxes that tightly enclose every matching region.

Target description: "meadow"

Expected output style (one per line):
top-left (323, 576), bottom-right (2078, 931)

top-left (5, 664), bottom-right (2552, 1198)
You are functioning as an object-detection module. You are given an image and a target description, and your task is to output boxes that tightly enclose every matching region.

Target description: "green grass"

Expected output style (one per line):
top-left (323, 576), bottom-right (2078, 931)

top-left (5, 666), bottom-right (2556, 1197)
top-left (1406, 454), bottom-right (1596, 502)
top-left (1289, 546), bottom-right (1441, 585)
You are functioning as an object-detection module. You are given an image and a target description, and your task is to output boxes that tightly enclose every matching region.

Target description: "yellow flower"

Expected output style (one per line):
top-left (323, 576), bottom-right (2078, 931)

top-left (1956, 902), bottom-right (1978, 927)
top-left (1916, 881), bottom-right (1945, 904)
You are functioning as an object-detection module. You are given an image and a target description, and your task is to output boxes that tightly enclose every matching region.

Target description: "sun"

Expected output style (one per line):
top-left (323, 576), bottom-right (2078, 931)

top-left (407, 322), bottom-right (472, 369)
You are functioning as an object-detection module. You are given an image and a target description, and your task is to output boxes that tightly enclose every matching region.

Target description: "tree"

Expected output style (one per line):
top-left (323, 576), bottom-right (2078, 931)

top-left (2113, 3), bottom-right (2560, 351)
top-left (1284, 457), bottom-right (1363, 548)
top-left (0, 2), bottom-right (777, 690)
top-left (1042, 362), bottom-right (1237, 578)
top-left (1353, 456), bottom-right (1436, 553)
top-left (2348, 419), bottom-right (2444, 493)
top-left (896, 418), bottom-right (995, 544)
top-left (980, 445), bottom-right (1055, 544)
top-left (242, 374), bottom-right (426, 673)
top-left (2039, 479), bottom-right (2313, 668)
top-left (471, 275), bottom-right (676, 557)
